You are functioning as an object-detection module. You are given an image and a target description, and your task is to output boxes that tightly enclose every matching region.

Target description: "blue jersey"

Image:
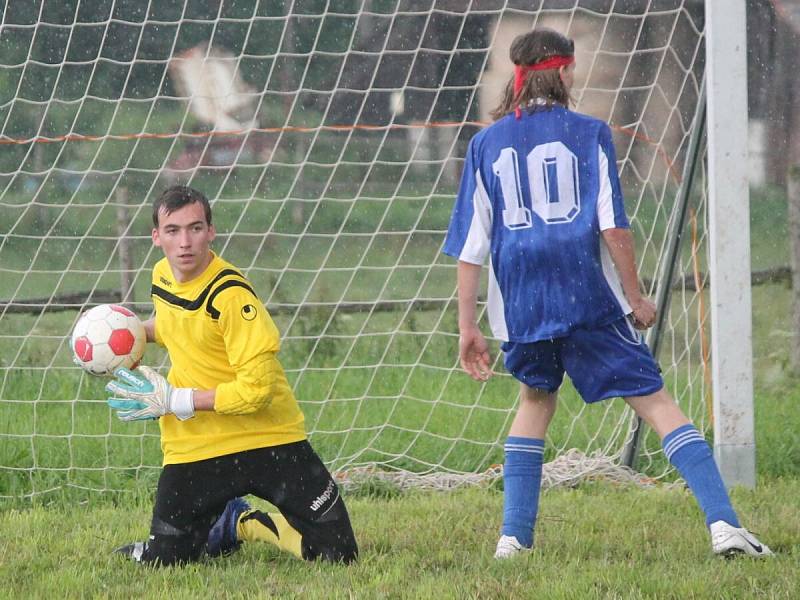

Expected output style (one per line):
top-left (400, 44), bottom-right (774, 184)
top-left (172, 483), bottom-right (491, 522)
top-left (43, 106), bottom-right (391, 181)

top-left (443, 106), bottom-right (631, 342)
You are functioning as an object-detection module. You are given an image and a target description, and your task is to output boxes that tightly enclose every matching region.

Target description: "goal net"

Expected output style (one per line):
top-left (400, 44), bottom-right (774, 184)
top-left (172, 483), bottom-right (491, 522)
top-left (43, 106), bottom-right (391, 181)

top-left (0, 0), bottom-right (709, 498)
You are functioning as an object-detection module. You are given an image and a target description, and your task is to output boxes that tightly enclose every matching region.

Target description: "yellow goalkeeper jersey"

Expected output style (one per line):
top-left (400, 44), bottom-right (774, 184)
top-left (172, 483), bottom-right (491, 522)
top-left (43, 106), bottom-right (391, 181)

top-left (151, 253), bottom-right (306, 465)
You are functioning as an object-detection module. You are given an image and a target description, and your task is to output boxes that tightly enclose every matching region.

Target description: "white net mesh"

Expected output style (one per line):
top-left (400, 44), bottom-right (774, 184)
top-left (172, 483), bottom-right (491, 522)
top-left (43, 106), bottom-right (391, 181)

top-left (0, 0), bottom-right (709, 498)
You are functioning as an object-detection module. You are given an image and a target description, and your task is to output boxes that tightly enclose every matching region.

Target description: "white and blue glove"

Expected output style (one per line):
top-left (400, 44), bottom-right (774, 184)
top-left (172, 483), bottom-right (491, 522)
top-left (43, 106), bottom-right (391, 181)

top-left (106, 366), bottom-right (195, 422)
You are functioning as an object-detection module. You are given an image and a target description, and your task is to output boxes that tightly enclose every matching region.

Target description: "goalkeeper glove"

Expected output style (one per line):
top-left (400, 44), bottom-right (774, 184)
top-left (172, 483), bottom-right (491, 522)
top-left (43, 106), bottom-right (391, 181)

top-left (106, 366), bottom-right (195, 422)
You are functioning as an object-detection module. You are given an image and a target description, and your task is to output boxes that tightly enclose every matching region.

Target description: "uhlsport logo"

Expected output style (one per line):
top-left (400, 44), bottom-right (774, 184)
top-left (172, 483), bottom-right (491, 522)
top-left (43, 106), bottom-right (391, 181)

top-left (310, 479), bottom-right (336, 512)
top-left (241, 304), bottom-right (257, 321)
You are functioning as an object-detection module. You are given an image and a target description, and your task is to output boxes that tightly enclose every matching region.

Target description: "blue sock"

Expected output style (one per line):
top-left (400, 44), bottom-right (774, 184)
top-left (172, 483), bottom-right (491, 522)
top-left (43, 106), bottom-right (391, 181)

top-left (501, 436), bottom-right (545, 548)
top-left (662, 424), bottom-right (740, 528)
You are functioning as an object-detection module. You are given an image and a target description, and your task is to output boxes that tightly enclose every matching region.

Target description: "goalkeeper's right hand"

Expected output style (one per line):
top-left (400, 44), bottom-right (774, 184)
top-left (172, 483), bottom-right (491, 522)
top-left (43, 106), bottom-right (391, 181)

top-left (106, 366), bottom-right (195, 422)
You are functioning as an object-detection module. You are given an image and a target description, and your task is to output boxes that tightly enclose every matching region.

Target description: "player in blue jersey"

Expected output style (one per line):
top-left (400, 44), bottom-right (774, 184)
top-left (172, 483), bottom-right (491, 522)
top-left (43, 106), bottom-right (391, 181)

top-left (443, 28), bottom-right (771, 559)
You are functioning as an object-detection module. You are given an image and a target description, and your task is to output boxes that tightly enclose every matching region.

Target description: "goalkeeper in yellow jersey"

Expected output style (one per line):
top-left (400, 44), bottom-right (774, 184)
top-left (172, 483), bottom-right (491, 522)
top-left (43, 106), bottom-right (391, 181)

top-left (106, 185), bottom-right (357, 566)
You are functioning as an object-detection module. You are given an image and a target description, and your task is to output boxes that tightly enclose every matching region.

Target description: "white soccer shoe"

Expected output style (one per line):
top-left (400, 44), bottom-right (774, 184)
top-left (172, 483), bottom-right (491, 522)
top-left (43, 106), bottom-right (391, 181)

top-left (494, 535), bottom-right (530, 559)
top-left (710, 521), bottom-right (773, 557)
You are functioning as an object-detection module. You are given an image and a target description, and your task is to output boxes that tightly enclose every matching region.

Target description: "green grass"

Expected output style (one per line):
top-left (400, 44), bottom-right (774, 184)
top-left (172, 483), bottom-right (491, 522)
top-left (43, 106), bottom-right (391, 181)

top-left (0, 291), bottom-right (734, 498)
top-left (0, 274), bottom-right (797, 596)
top-left (1, 37), bottom-right (797, 596)
top-left (5, 151), bottom-right (786, 299)
top-left (0, 255), bottom-right (762, 489)
top-left (0, 172), bottom-right (797, 594)
top-left (1, 481), bottom-right (798, 599)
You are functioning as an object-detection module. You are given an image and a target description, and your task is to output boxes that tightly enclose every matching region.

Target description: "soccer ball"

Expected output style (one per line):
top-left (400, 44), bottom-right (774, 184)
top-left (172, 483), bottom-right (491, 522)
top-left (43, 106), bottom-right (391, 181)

top-left (71, 304), bottom-right (146, 376)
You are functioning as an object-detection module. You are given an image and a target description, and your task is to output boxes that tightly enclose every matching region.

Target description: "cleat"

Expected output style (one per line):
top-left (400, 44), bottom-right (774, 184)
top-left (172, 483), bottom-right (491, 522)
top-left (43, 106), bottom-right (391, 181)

top-left (114, 541), bottom-right (145, 562)
top-left (710, 521), bottom-right (773, 557)
top-left (206, 497), bottom-right (251, 557)
top-left (494, 535), bottom-right (530, 559)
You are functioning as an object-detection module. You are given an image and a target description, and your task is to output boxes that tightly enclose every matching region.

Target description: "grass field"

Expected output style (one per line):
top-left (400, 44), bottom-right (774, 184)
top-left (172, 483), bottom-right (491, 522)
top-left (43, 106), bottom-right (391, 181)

top-left (1, 479), bottom-right (798, 599)
top-left (0, 282), bottom-right (730, 498)
top-left (1, 179), bottom-right (797, 596)
top-left (1, 7), bottom-right (796, 595)
top-left (1, 277), bottom-right (798, 597)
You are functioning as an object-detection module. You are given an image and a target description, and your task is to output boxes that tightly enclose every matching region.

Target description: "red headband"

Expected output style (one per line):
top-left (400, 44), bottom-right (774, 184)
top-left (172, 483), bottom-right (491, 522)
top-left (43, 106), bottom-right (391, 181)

top-left (513, 55), bottom-right (575, 118)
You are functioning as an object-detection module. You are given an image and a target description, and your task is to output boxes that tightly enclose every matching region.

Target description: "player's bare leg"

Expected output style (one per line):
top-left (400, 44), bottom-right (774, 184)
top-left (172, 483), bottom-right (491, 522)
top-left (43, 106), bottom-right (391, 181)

top-left (509, 385), bottom-right (558, 439)
top-left (624, 387), bottom-right (689, 438)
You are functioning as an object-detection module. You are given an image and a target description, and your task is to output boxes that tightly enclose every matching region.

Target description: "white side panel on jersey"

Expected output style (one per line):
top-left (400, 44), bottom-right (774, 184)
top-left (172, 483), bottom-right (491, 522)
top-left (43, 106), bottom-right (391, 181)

top-left (600, 239), bottom-right (631, 314)
top-left (458, 169), bottom-right (493, 265)
top-left (486, 256), bottom-right (509, 342)
top-left (596, 145), bottom-right (617, 230)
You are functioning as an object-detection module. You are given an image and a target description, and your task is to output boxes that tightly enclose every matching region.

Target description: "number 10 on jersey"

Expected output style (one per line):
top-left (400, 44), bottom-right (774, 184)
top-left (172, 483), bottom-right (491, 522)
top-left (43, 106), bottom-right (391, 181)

top-left (492, 141), bottom-right (581, 230)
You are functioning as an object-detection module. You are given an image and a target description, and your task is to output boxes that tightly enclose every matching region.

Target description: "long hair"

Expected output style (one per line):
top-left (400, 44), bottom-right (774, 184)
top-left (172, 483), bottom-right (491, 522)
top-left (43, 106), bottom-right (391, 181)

top-left (490, 28), bottom-right (575, 121)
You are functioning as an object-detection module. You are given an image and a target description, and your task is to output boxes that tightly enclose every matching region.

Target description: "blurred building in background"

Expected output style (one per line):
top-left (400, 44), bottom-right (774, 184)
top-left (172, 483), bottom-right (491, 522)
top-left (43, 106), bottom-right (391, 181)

top-left (748, 0), bottom-right (800, 187)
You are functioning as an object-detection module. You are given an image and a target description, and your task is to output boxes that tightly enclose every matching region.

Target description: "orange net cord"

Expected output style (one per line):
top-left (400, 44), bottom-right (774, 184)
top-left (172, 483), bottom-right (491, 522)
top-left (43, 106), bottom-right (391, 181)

top-left (690, 206), bottom-right (713, 424)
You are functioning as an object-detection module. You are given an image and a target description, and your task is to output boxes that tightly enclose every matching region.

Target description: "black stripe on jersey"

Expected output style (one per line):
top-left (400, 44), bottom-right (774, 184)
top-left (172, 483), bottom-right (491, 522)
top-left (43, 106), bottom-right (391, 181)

top-left (151, 268), bottom-right (246, 311)
top-left (205, 280), bottom-right (258, 320)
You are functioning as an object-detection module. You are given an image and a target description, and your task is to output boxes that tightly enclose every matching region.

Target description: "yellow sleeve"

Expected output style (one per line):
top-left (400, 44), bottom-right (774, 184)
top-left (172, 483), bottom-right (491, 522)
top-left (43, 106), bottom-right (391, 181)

top-left (153, 318), bottom-right (164, 347)
top-left (212, 286), bottom-right (283, 415)
top-left (151, 260), bottom-right (168, 348)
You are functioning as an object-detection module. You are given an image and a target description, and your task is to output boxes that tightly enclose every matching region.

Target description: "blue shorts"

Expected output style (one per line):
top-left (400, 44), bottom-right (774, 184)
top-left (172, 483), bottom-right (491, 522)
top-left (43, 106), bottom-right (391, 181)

top-left (501, 317), bottom-right (664, 403)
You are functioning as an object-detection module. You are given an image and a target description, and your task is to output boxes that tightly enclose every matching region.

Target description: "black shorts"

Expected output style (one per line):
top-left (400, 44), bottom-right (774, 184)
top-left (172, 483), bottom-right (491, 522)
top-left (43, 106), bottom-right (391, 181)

top-left (140, 440), bottom-right (357, 566)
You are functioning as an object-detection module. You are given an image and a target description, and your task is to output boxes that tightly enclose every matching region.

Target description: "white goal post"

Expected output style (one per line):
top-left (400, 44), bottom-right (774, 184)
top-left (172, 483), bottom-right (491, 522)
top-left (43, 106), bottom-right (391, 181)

top-left (705, 0), bottom-right (755, 488)
top-left (0, 0), bottom-right (753, 498)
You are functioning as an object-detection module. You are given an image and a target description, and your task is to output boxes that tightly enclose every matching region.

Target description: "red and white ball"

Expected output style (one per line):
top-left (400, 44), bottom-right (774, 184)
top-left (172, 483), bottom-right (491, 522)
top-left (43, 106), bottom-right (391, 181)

top-left (71, 304), bottom-right (146, 376)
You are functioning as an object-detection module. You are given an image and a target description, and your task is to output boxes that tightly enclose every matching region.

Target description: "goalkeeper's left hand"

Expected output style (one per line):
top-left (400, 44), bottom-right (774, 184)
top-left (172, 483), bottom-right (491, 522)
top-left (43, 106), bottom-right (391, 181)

top-left (106, 366), bottom-right (195, 422)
